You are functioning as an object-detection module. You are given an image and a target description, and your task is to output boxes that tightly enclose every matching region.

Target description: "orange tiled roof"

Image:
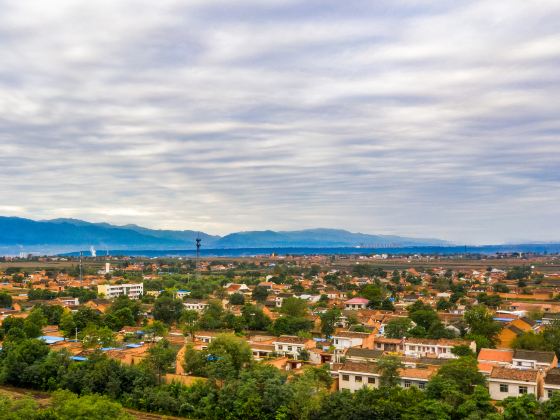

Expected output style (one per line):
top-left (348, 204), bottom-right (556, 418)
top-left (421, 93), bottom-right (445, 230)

top-left (490, 367), bottom-right (539, 382)
top-left (478, 348), bottom-right (514, 363)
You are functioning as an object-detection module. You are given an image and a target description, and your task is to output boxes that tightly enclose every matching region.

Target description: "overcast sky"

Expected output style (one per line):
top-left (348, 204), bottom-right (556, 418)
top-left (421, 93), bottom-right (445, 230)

top-left (1, 0), bottom-right (559, 244)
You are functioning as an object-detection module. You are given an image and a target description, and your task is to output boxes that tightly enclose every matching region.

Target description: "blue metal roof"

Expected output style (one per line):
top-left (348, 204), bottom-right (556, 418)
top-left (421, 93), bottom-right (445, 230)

top-left (71, 356), bottom-right (88, 361)
top-left (125, 343), bottom-right (143, 348)
top-left (39, 336), bottom-right (65, 345)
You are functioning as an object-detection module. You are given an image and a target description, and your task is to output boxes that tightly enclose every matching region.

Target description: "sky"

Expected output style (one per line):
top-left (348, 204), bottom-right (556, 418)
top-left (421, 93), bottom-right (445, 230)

top-left (0, 0), bottom-right (559, 245)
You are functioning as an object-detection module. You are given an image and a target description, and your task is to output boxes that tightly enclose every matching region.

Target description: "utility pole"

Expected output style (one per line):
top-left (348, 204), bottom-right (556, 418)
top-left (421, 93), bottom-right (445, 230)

top-left (195, 234), bottom-right (201, 280)
top-left (79, 251), bottom-right (83, 283)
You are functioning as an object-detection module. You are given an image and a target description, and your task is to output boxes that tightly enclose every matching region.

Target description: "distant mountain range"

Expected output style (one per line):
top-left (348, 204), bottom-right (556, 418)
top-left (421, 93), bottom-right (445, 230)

top-left (0, 216), bottom-right (451, 254)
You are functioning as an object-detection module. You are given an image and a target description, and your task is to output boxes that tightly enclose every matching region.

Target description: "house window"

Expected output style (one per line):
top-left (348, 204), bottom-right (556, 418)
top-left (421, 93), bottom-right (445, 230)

top-left (404, 380), bottom-right (411, 388)
top-left (418, 382), bottom-right (425, 389)
top-left (517, 362), bottom-right (522, 366)
top-left (548, 389), bottom-right (554, 399)
top-left (368, 377), bottom-right (375, 384)
top-left (335, 339), bottom-right (338, 344)
top-left (288, 346), bottom-right (292, 351)
top-left (519, 386), bottom-right (528, 395)
top-left (410, 346), bottom-right (416, 351)
top-left (500, 384), bottom-right (508, 393)
top-left (342, 375), bottom-right (349, 381)
top-left (355, 376), bottom-right (362, 382)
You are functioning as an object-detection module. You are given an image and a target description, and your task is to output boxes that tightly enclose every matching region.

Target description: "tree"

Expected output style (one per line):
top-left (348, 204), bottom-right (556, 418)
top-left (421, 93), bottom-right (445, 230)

top-left (80, 324), bottom-right (116, 350)
top-left (144, 339), bottom-right (177, 384)
top-left (501, 394), bottom-right (541, 420)
top-left (23, 308), bottom-right (47, 338)
top-left (456, 385), bottom-right (497, 419)
top-left (60, 311), bottom-right (77, 338)
top-left (427, 356), bottom-right (486, 402)
top-left (271, 316), bottom-right (313, 336)
top-left (280, 297), bottom-right (308, 317)
top-left (385, 317), bottom-right (412, 339)
top-left (49, 390), bottom-right (132, 420)
top-left (152, 295), bottom-right (183, 324)
top-left (377, 355), bottom-right (402, 387)
top-left (228, 293), bottom-right (245, 305)
top-left (241, 304), bottom-right (271, 331)
top-left (0, 292), bottom-right (12, 309)
top-left (144, 320), bottom-right (168, 342)
top-left (409, 309), bottom-right (439, 331)
top-left (512, 332), bottom-right (548, 351)
top-left (252, 286), bottom-right (269, 303)
top-left (359, 285), bottom-right (385, 308)
top-left (320, 308), bottom-right (341, 337)
top-left (198, 300), bottom-right (226, 330)
top-left (205, 334), bottom-right (253, 380)
top-left (464, 305), bottom-right (502, 348)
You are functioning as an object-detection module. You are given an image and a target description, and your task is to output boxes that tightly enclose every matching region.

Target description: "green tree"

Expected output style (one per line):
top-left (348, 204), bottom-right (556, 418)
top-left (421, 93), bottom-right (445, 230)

top-left (280, 297), bottom-right (308, 317)
top-left (228, 293), bottom-right (245, 305)
top-left (80, 324), bottom-right (116, 350)
top-left (0, 292), bottom-right (13, 309)
top-left (144, 338), bottom-right (177, 384)
top-left (385, 317), bottom-right (412, 339)
top-left (252, 286), bottom-right (269, 303)
top-left (205, 334), bottom-right (253, 380)
top-left (464, 305), bottom-right (502, 348)
top-left (241, 304), bottom-right (271, 331)
top-left (23, 308), bottom-right (47, 338)
top-left (377, 355), bottom-right (402, 387)
top-left (152, 295), bottom-right (184, 324)
top-left (48, 390), bottom-right (132, 420)
top-left (320, 308), bottom-right (341, 337)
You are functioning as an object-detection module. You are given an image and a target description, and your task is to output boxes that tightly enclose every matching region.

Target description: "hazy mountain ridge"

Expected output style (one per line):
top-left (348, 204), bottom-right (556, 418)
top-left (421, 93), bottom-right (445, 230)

top-left (0, 216), bottom-right (451, 252)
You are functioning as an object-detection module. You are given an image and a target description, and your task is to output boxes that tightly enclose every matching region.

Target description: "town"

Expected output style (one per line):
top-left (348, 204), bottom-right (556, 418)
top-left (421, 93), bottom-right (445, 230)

top-left (1, 252), bottom-right (560, 418)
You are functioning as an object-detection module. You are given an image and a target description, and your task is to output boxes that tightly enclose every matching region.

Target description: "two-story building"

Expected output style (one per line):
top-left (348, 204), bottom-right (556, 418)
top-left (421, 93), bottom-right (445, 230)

top-left (543, 368), bottom-right (560, 401)
top-left (97, 283), bottom-right (143, 299)
top-left (488, 367), bottom-right (542, 401)
top-left (183, 299), bottom-right (209, 312)
top-left (273, 335), bottom-right (315, 360)
top-left (337, 361), bottom-right (437, 393)
top-left (404, 338), bottom-right (476, 359)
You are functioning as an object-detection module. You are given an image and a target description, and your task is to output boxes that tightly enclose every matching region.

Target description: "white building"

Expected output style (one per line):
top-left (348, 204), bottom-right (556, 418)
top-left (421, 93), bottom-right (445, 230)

top-left (183, 299), bottom-right (209, 312)
top-left (97, 283), bottom-right (143, 299)
top-left (543, 368), bottom-right (560, 401)
top-left (488, 367), bottom-right (541, 401)
top-left (273, 335), bottom-right (314, 360)
top-left (404, 338), bottom-right (476, 359)
top-left (337, 361), bottom-right (435, 393)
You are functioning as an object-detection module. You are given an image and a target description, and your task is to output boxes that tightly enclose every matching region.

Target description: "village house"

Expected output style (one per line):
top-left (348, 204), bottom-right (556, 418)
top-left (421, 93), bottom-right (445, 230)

top-left (183, 299), bottom-right (209, 312)
top-left (543, 368), bottom-right (560, 401)
top-left (344, 297), bottom-right (369, 310)
top-left (373, 337), bottom-right (404, 353)
top-left (488, 366), bottom-right (543, 401)
top-left (404, 338), bottom-right (476, 359)
top-left (337, 361), bottom-right (437, 393)
top-left (511, 349), bottom-right (557, 371)
top-left (97, 283), bottom-right (144, 299)
top-left (273, 335), bottom-right (315, 360)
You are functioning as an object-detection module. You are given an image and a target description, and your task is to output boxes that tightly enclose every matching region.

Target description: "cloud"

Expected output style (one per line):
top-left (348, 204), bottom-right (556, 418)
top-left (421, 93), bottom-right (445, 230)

top-left (0, 0), bottom-right (559, 244)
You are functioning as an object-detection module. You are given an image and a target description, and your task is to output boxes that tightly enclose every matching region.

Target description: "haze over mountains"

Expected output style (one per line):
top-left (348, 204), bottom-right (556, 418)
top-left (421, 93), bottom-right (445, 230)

top-left (0, 216), bottom-right (451, 254)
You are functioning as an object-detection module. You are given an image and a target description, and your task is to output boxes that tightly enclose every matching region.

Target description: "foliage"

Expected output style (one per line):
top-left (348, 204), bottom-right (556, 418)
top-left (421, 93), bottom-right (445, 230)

top-left (320, 307), bottom-right (341, 337)
top-left (464, 305), bottom-right (502, 348)
top-left (280, 297), bottom-right (308, 317)
top-left (377, 355), bottom-right (403, 387)
top-left (270, 316), bottom-right (313, 336)
top-left (152, 295), bottom-right (184, 324)
top-left (384, 317), bottom-right (412, 339)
